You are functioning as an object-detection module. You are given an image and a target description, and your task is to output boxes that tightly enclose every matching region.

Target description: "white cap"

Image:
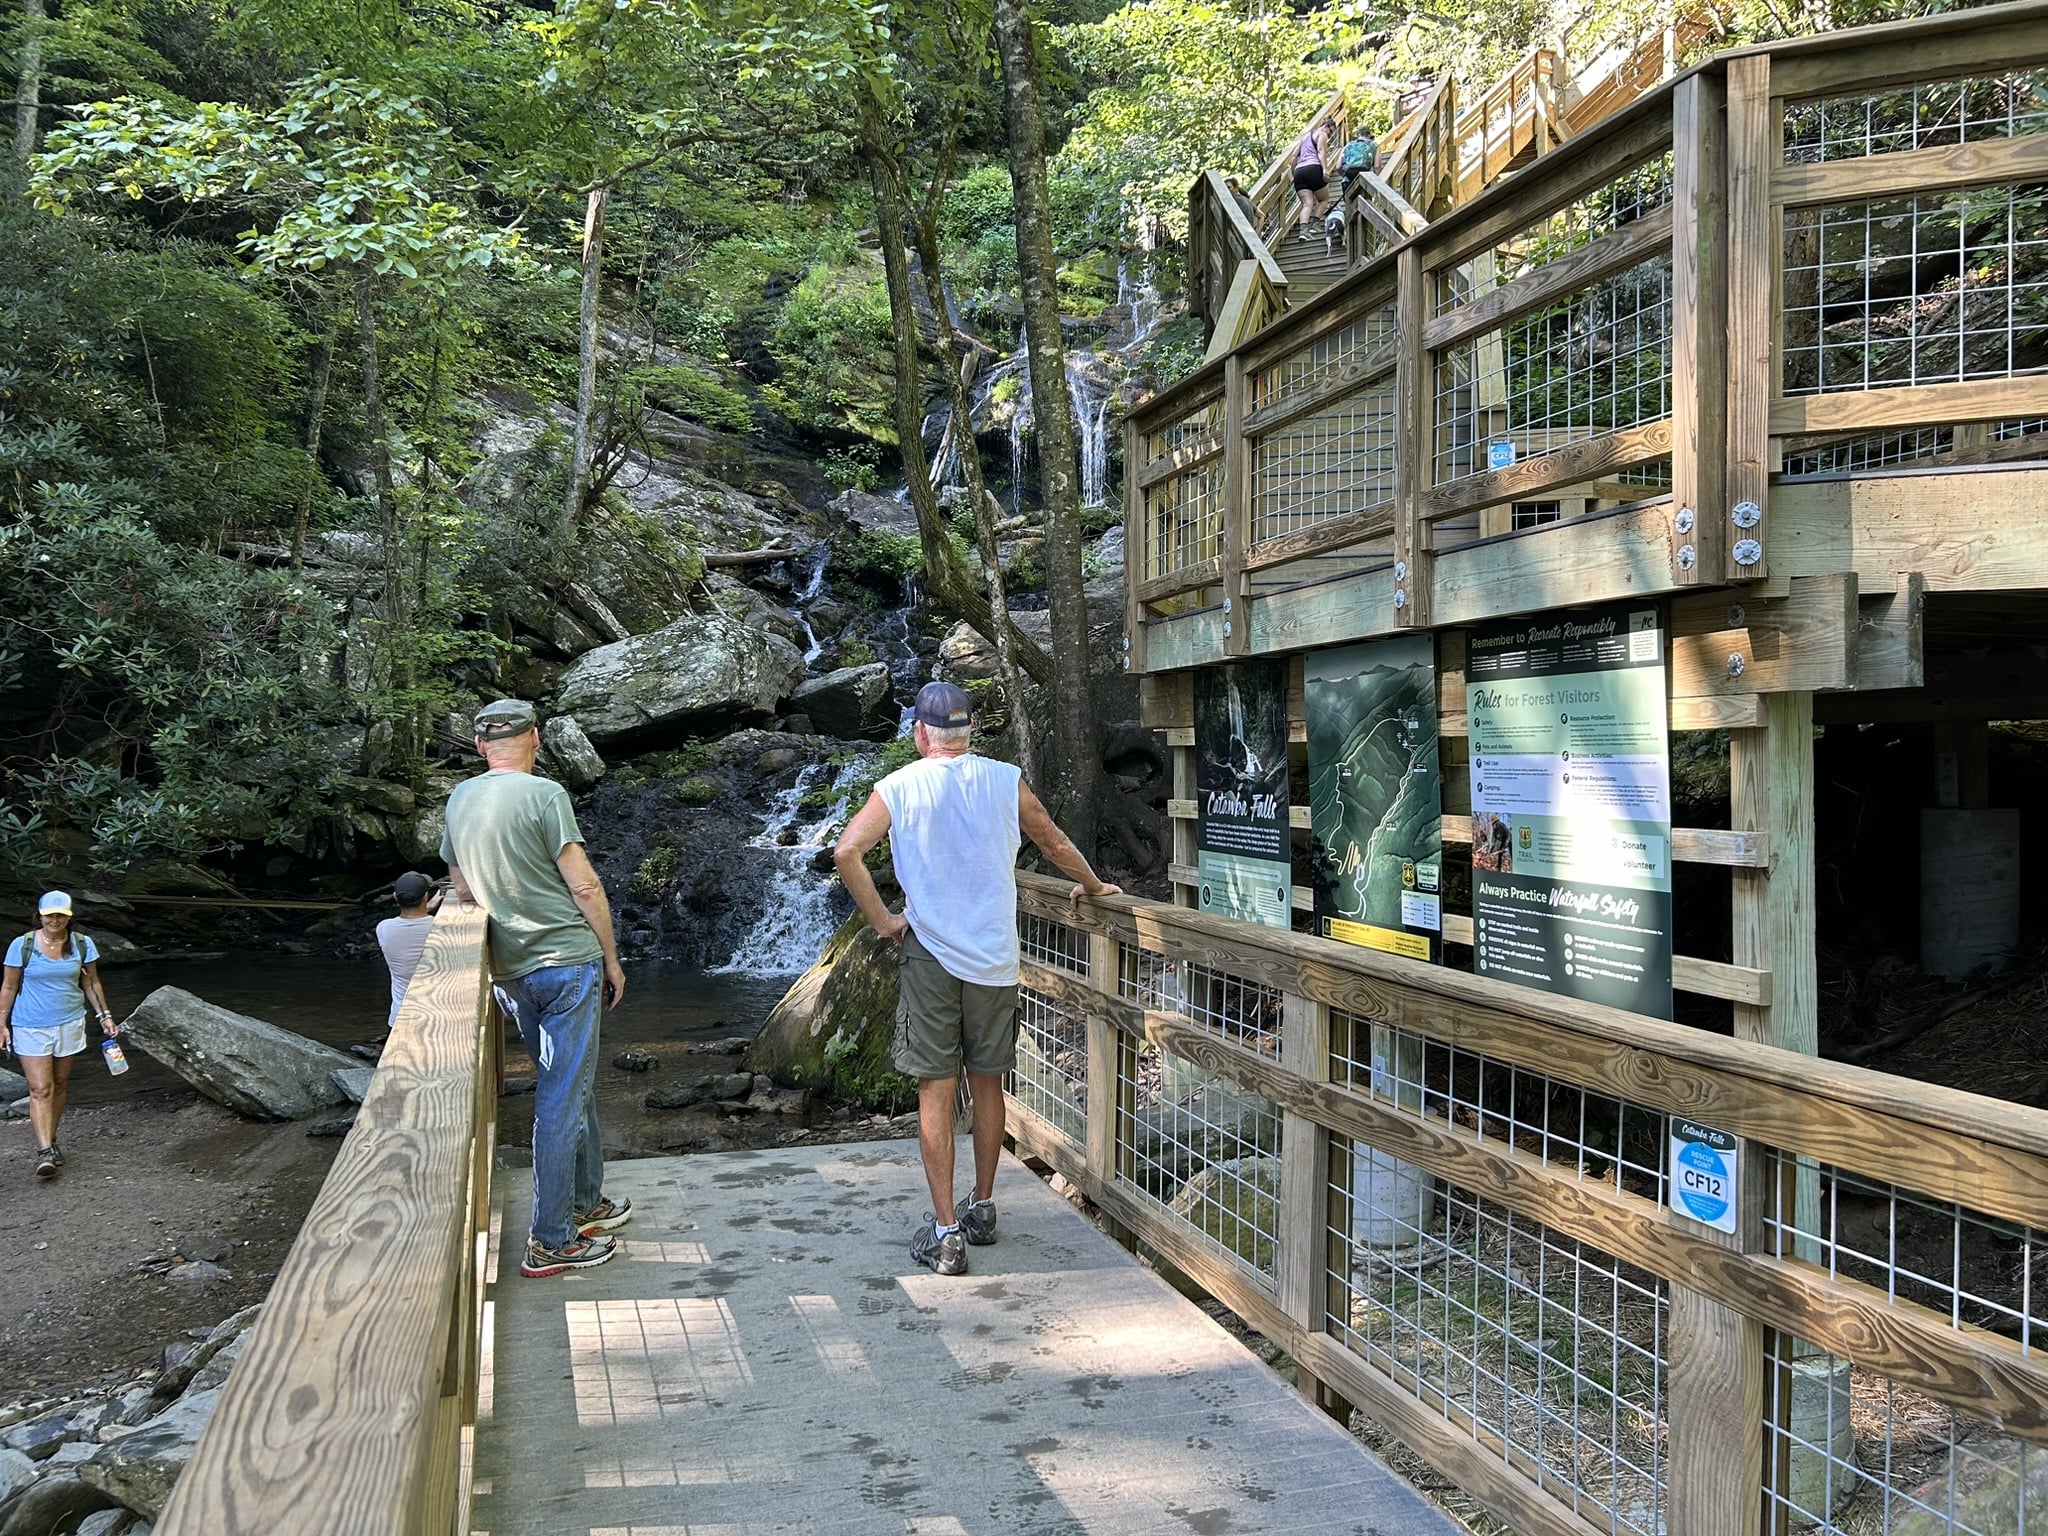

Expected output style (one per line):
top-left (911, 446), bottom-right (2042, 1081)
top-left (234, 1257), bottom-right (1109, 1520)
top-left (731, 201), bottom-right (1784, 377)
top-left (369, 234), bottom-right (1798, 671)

top-left (38, 890), bottom-right (73, 916)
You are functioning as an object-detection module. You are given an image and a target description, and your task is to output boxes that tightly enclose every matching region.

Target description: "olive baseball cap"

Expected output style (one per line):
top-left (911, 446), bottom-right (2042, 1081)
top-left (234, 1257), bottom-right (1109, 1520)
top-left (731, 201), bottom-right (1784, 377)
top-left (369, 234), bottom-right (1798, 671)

top-left (913, 681), bottom-right (973, 729)
top-left (473, 699), bottom-right (538, 740)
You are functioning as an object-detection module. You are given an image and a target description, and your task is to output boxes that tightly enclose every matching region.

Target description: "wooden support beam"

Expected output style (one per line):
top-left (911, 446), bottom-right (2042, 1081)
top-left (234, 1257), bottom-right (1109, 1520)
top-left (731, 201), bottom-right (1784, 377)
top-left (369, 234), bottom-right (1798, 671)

top-left (1277, 990), bottom-right (1329, 1413)
top-left (1847, 571), bottom-right (1924, 691)
top-left (1771, 132), bottom-right (2048, 208)
top-left (1670, 74), bottom-right (1728, 587)
top-left (1769, 376), bottom-right (2048, 437)
top-left (1725, 54), bottom-right (1773, 584)
top-left (1392, 245), bottom-right (1430, 628)
top-left (1731, 692), bottom-right (1817, 1058)
top-left (1418, 421), bottom-right (1676, 522)
top-left (1221, 354), bottom-right (1250, 657)
top-left (1422, 204), bottom-right (1673, 353)
top-left (1669, 576), bottom-right (1856, 698)
top-left (1123, 420), bottom-right (1148, 675)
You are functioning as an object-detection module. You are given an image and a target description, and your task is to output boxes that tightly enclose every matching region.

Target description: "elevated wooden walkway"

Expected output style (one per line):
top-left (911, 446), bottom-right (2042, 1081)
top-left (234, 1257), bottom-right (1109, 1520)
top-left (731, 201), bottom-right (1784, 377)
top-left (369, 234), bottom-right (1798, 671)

top-left (470, 1141), bottom-right (1460, 1535)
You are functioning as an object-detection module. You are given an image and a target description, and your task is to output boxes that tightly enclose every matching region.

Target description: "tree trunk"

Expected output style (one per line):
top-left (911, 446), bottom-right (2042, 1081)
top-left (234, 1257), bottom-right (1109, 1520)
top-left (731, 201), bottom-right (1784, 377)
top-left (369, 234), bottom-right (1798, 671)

top-left (909, 213), bottom-right (1040, 787)
top-left (13, 0), bottom-right (44, 164)
top-left (858, 115), bottom-right (1054, 688)
top-left (352, 266), bottom-right (406, 640)
top-left (991, 0), bottom-right (1102, 848)
top-left (564, 184), bottom-right (608, 539)
top-left (291, 317), bottom-right (337, 571)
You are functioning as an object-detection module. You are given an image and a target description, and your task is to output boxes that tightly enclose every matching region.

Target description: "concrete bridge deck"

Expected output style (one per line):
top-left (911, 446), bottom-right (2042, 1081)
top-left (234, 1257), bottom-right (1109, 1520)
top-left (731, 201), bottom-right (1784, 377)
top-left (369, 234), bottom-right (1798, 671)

top-left (471, 1140), bottom-right (1461, 1536)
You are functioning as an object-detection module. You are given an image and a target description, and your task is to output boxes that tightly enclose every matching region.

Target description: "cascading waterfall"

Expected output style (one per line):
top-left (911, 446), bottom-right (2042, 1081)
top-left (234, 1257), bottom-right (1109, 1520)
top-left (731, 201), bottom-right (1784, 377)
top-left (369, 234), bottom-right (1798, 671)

top-left (710, 756), bottom-right (871, 976)
top-left (791, 543), bottom-right (830, 664)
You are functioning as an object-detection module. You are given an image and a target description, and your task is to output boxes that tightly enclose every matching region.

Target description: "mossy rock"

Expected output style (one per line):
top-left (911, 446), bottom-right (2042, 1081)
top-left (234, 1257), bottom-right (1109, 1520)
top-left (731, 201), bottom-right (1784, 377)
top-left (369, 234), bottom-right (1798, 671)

top-left (1168, 1155), bottom-right (1282, 1272)
top-left (675, 775), bottom-right (723, 806)
top-left (748, 913), bottom-right (915, 1112)
top-left (1893, 1439), bottom-right (2048, 1536)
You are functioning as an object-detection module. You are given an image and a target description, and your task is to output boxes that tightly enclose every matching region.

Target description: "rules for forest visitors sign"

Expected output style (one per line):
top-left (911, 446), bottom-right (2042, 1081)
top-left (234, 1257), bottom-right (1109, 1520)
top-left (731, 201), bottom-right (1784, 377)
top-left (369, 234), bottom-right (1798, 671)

top-left (1465, 603), bottom-right (1674, 1019)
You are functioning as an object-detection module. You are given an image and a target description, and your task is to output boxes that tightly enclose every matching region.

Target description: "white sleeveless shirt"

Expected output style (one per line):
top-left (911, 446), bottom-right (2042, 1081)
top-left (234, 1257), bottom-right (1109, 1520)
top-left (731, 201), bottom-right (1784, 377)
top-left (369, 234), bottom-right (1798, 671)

top-left (876, 753), bottom-right (1023, 986)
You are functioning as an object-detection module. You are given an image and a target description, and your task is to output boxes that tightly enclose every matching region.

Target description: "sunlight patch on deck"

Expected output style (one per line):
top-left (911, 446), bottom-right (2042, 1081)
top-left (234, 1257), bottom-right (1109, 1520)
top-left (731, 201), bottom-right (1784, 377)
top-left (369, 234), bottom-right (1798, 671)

top-left (567, 1297), bottom-right (753, 1425)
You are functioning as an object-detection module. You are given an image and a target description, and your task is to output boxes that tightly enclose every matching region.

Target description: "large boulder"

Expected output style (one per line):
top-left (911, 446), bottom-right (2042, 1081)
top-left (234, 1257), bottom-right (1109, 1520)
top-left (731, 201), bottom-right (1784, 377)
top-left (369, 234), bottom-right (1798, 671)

top-left (0, 1068), bottom-right (23, 1103)
top-left (789, 663), bottom-right (894, 741)
top-left (542, 716), bottom-right (607, 792)
top-left (123, 988), bottom-right (357, 1120)
top-left (830, 487), bottom-right (919, 537)
top-left (748, 915), bottom-right (911, 1109)
top-left (76, 1387), bottom-right (220, 1520)
top-left (554, 611), bottom-right (806, 748)
top-left (1169, 1155), bottom-right (1282, 1271)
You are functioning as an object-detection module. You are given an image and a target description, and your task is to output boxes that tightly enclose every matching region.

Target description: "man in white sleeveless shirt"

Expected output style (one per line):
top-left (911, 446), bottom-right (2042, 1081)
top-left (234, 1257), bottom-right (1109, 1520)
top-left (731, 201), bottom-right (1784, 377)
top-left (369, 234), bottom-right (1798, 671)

top-left (835, 681), bottom-right (1120, 1275)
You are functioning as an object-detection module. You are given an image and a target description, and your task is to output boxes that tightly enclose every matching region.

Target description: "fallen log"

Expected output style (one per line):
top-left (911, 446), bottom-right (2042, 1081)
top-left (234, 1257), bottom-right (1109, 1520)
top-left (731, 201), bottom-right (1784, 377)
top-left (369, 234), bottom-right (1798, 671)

top-left (703, 545), bottom-right (806, 568)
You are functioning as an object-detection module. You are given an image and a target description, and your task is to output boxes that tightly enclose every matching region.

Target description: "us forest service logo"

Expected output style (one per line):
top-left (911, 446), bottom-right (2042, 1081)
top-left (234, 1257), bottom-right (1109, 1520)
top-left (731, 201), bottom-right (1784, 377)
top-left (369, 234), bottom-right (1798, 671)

top-left (1401, 860), bottom-right (1416, 890)
top-left (1518, 825), bottom-right (1533, 852)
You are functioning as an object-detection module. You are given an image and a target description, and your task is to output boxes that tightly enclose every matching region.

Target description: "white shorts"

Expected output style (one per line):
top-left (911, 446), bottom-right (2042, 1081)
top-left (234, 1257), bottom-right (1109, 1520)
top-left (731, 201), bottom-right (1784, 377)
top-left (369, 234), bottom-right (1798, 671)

top-left (11, 1017), bottom-right (88, 1058)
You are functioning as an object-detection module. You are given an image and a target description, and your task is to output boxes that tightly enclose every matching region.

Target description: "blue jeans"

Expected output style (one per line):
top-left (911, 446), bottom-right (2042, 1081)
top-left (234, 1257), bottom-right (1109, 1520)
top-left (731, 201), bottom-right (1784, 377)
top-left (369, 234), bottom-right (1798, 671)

top-left (495, 962), bottom-right (604, 1248)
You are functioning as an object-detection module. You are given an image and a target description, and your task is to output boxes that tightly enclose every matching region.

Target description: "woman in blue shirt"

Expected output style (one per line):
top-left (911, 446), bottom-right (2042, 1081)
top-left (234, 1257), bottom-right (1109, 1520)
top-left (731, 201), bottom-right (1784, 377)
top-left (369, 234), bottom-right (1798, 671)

top-left (0, 892), bottom-right (119, 1178)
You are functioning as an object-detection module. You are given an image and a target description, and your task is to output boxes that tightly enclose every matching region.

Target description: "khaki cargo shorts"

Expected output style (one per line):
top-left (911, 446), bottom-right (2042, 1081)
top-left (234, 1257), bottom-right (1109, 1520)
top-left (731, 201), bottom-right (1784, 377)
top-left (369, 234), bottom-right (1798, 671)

top-left (892, 927), bottom-right (1020, 1081)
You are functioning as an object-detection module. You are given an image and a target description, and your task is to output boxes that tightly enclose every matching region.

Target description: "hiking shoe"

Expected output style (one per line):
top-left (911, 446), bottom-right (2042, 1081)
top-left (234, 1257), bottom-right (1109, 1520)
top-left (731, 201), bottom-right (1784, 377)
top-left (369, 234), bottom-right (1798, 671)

top-left (48, 1144), bottom-right (63, 1167)
top-left (520, 1233), bottom-right (617, 1278)
top-left (576, 1194), bottom-right (633, 1236)
top-left (954, 1195), bottom-right (998, 1246)
top-left (910, 1217), bottom-right (968, 1276)
top-left (34, 1147), bottom-right (58, 1179)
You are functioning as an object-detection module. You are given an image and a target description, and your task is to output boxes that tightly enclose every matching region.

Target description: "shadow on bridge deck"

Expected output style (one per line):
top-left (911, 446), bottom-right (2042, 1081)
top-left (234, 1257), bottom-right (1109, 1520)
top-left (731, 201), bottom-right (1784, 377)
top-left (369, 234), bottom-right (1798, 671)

top-left (472, 1140), bottom-right (1459, 1536)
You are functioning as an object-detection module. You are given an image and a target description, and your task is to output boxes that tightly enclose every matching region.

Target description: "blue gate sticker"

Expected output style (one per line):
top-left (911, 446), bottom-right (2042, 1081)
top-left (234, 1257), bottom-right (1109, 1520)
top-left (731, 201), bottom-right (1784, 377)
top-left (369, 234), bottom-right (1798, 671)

top-left (1668, 1119), bottom-right (1738, 1234)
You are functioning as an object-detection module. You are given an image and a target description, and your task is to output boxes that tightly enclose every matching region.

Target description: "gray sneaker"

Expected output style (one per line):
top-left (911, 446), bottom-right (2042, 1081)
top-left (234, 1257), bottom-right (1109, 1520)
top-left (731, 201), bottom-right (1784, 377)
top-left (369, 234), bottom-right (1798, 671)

top-left (954, 1195), bottom-right (997, 1246)
top-left (910, 1217), bottom-right (968, 1275)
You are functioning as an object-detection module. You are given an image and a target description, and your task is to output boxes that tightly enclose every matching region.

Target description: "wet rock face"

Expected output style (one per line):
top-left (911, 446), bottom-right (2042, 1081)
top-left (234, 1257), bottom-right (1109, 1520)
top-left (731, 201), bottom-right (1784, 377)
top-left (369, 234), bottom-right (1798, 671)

top-left (747, 914), bottom-right (903, 1103)
top-left (556, 611), bottom-right (807, 749)
top-left (542, 716), bottom-right (607, 792)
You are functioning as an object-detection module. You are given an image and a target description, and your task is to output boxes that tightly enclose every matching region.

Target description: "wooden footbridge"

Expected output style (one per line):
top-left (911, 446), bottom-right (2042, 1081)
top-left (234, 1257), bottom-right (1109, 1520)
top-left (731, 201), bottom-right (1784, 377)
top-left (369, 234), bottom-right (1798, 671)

top-left (140, 7), bottom-right (2048, 1536)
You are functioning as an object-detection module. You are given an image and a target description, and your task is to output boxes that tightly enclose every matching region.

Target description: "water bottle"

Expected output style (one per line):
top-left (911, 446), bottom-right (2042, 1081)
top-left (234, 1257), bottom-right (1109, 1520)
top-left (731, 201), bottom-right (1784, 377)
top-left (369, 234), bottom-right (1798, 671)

top-left (102, 1038), bottom-right (129, 1076)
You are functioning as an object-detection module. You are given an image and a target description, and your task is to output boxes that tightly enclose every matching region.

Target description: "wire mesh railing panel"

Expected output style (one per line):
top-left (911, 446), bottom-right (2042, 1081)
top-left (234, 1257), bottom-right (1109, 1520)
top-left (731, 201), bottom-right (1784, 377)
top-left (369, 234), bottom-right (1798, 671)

top-left (1018, 911), bottom-right (1090, 975)
top-left (1142, 459), bottom-right (1225, 580)
top-left (1434, 152), bottom-right (1674, 319)
top-left (1997, 416), bottom-right (2048, 440)
top-left (1143, 396), bottom-right (1224, 463)
top-left (1758, 1149), bottom-right (2048, 1351)
top-left (1011, 985), bottom-right (1087, 1145)
top-left (1433, 256), bottom-right (1674, 486)
top-left (1117, 1033), bottom-right (1283, 1284)
top-left (1249, 384), bottom-right (1398, 546)
top-left (1253, 305), bottom-right (1397, 414)
top-left (1783, 69), bottom-right (2048, 163)
top-left (1781, 187), bottom-right (2048, 396)
top-left (1782, 428), bottom-right (1955, 476)
top-left (1763, 1331), bottom-right (2043, 1535)
top-left (1325, 1139), bottom-right (1670, 1535)
top-left (1330, 1011), bottom-right (1669, 1202)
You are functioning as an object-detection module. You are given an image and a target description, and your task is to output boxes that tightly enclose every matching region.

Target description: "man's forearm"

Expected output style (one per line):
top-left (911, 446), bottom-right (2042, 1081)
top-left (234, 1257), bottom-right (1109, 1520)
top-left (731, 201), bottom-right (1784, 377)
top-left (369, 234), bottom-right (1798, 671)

top-left (1031, 824), bottom-right (1108, 893)
top-left (572, 885), bottom-right (620, 967)
top-left (834, 852), bottom-right (899, 933)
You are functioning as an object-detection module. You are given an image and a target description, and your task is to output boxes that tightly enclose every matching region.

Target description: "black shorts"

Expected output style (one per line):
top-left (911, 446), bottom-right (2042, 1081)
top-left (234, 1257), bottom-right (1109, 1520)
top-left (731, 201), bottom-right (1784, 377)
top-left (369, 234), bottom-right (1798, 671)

top-left (1293, 165), bottom-right (1326, 193)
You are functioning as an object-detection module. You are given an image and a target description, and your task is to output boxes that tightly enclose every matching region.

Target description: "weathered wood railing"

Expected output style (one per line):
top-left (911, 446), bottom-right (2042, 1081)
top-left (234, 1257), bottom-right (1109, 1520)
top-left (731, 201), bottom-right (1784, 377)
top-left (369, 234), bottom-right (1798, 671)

top-left (1126, 4), bottom-right (2048, 671)
top-left (1187, 168), bottom-right (1290, 352)
top-left (155, 907), bottom-right (498, 1536)
top-left (1006, 870), bottom-right (2048, 1536)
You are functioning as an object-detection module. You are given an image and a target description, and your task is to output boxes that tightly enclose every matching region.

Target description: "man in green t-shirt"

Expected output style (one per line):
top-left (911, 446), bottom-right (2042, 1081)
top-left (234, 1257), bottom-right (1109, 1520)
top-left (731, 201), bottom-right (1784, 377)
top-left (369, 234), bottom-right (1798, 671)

top-left (442, 699), bottom-right (632, 1277)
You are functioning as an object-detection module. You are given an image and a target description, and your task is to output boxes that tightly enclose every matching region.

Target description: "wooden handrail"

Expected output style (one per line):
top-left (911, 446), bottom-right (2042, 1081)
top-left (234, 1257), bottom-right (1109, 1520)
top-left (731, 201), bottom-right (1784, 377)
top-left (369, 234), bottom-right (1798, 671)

top-left (1196, 168), bottom-right (1288, 292)
top-left (157, 907), bottom-right (497, 1536)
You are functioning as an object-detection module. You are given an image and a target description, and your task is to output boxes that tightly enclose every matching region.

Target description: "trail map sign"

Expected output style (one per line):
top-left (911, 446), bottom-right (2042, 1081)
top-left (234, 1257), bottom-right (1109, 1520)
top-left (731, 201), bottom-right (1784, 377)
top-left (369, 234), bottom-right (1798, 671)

top-left (1195, 660), bottom-right (1292, 928)
top-left (1305, 637), bottom-right (1443, 961)
top-left (1466, 603), bottom-right (1674, 1017)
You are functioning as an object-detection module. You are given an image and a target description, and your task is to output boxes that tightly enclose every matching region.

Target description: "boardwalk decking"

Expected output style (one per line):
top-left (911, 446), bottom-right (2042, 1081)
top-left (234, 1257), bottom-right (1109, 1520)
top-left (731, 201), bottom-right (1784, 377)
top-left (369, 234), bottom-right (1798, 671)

top-left (472, 1141), bottom-right (1461, 1536)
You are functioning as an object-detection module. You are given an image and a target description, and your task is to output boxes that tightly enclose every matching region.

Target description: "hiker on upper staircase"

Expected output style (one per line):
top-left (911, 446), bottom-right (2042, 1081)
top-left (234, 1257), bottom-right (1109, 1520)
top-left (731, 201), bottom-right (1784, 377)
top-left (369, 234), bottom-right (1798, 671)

top-left (1292, 124), bottom-right (1329, 241)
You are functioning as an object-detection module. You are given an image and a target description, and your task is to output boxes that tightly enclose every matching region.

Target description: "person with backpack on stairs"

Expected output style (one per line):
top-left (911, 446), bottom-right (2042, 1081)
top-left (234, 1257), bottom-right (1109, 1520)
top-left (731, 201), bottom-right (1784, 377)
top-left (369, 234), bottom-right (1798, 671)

top-left (0, 892), bottom-right (120, 1179)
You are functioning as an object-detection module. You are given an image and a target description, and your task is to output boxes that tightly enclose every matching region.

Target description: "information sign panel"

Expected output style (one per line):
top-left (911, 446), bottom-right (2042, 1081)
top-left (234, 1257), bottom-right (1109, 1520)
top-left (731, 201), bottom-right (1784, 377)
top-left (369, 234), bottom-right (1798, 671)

top-left (1195, 660), bottom-right (1292, 928)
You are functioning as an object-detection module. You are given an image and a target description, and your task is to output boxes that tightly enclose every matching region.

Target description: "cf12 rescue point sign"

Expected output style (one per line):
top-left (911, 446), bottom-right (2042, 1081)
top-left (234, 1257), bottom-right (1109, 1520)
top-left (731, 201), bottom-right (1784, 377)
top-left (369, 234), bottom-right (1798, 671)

top-left (1669, 1119), bottom-right (1738, 1234)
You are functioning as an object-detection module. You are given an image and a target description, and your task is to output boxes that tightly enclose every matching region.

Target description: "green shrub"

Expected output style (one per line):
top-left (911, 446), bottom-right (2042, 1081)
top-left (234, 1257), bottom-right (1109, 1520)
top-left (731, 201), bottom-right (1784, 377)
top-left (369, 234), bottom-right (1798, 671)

top-left (767, 256), bottom-right (898, 441)
top-left (823, 442), bottom-right (883, 493)
top-left (631, 844), bottom-right (681, 899)
top-left (633, 365), bottom-right (755, 434)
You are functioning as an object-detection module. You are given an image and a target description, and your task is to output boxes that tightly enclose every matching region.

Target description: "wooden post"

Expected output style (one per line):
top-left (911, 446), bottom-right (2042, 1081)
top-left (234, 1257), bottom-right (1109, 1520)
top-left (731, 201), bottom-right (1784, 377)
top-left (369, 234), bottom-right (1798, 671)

top-left (1221, 353), bottom-right (1249, 656)
top-left (1122, 419), bottom-right (1149, 675)
top-left (1085, 927), bottom-right (1121, 1205)
top-left (1671, 73), bottom-right (1729, 586)
top-left (1277, 991), bottom-right (1346, 1422)
top-left (1173, 739), bottom-right (1198, 909)
top-left (1392, 244), bottom-right (1431, 627)
top-left (1724, 54), bottom-right (1773, 584)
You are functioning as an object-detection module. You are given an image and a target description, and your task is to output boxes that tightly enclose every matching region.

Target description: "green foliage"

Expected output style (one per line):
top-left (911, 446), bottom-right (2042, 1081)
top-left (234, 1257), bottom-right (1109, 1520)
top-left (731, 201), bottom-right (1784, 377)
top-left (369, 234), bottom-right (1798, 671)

top-left (837, 526), bottom-right (926, 588)
top-left (823, 441), bottom-right (883, 492)
top-left (819, 1021), bottom-right (917, 1113)
top-left (631, 363), bottom-right (756, 433)
top-left (631, 843), bottom-right (681, 898)
top-left (766, 252), bottom-right (899, 440)
top-left (939, 163), bottom-right (1015, 245)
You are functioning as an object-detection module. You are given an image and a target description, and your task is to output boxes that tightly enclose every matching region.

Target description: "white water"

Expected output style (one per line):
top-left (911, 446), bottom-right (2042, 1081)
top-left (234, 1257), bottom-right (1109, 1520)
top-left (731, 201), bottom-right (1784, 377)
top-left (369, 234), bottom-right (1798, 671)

top-left (791, 542), bottom-right (830, 664)
top-left (710, 756), bottom-right (872, 977)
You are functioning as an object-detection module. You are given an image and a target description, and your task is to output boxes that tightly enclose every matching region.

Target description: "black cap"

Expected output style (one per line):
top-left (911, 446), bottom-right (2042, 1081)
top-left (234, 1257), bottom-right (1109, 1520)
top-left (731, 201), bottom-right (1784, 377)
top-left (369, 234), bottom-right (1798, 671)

top-left (913, 681), bottom-right (973, 729)
top-left (393, 871), bottom-right (433, 905)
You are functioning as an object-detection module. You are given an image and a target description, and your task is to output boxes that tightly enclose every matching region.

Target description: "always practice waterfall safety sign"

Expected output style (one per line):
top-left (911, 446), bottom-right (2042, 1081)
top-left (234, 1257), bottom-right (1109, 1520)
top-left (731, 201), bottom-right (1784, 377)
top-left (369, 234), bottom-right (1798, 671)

top-left (1466, 603), bottom-right (1674, 1018)
top-left (1195, 660), bottom-right (1292, 929)
top-left (1305, 636), bottom-right (1443, 961)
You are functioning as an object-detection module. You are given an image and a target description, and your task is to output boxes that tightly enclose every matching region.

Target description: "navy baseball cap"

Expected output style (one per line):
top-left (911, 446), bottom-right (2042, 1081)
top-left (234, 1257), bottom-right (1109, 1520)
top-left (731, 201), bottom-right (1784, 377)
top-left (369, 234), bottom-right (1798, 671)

top-left (913, 681), bottom-right (973, 729)
top-left (393, 871), bottom-right (433, 905)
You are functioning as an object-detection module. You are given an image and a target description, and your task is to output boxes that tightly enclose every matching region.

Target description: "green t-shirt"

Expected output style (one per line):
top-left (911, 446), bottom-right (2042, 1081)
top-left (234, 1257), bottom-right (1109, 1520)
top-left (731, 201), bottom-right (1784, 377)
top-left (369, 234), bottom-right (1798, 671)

top-left (439, 769), bottom-right (602, 979)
